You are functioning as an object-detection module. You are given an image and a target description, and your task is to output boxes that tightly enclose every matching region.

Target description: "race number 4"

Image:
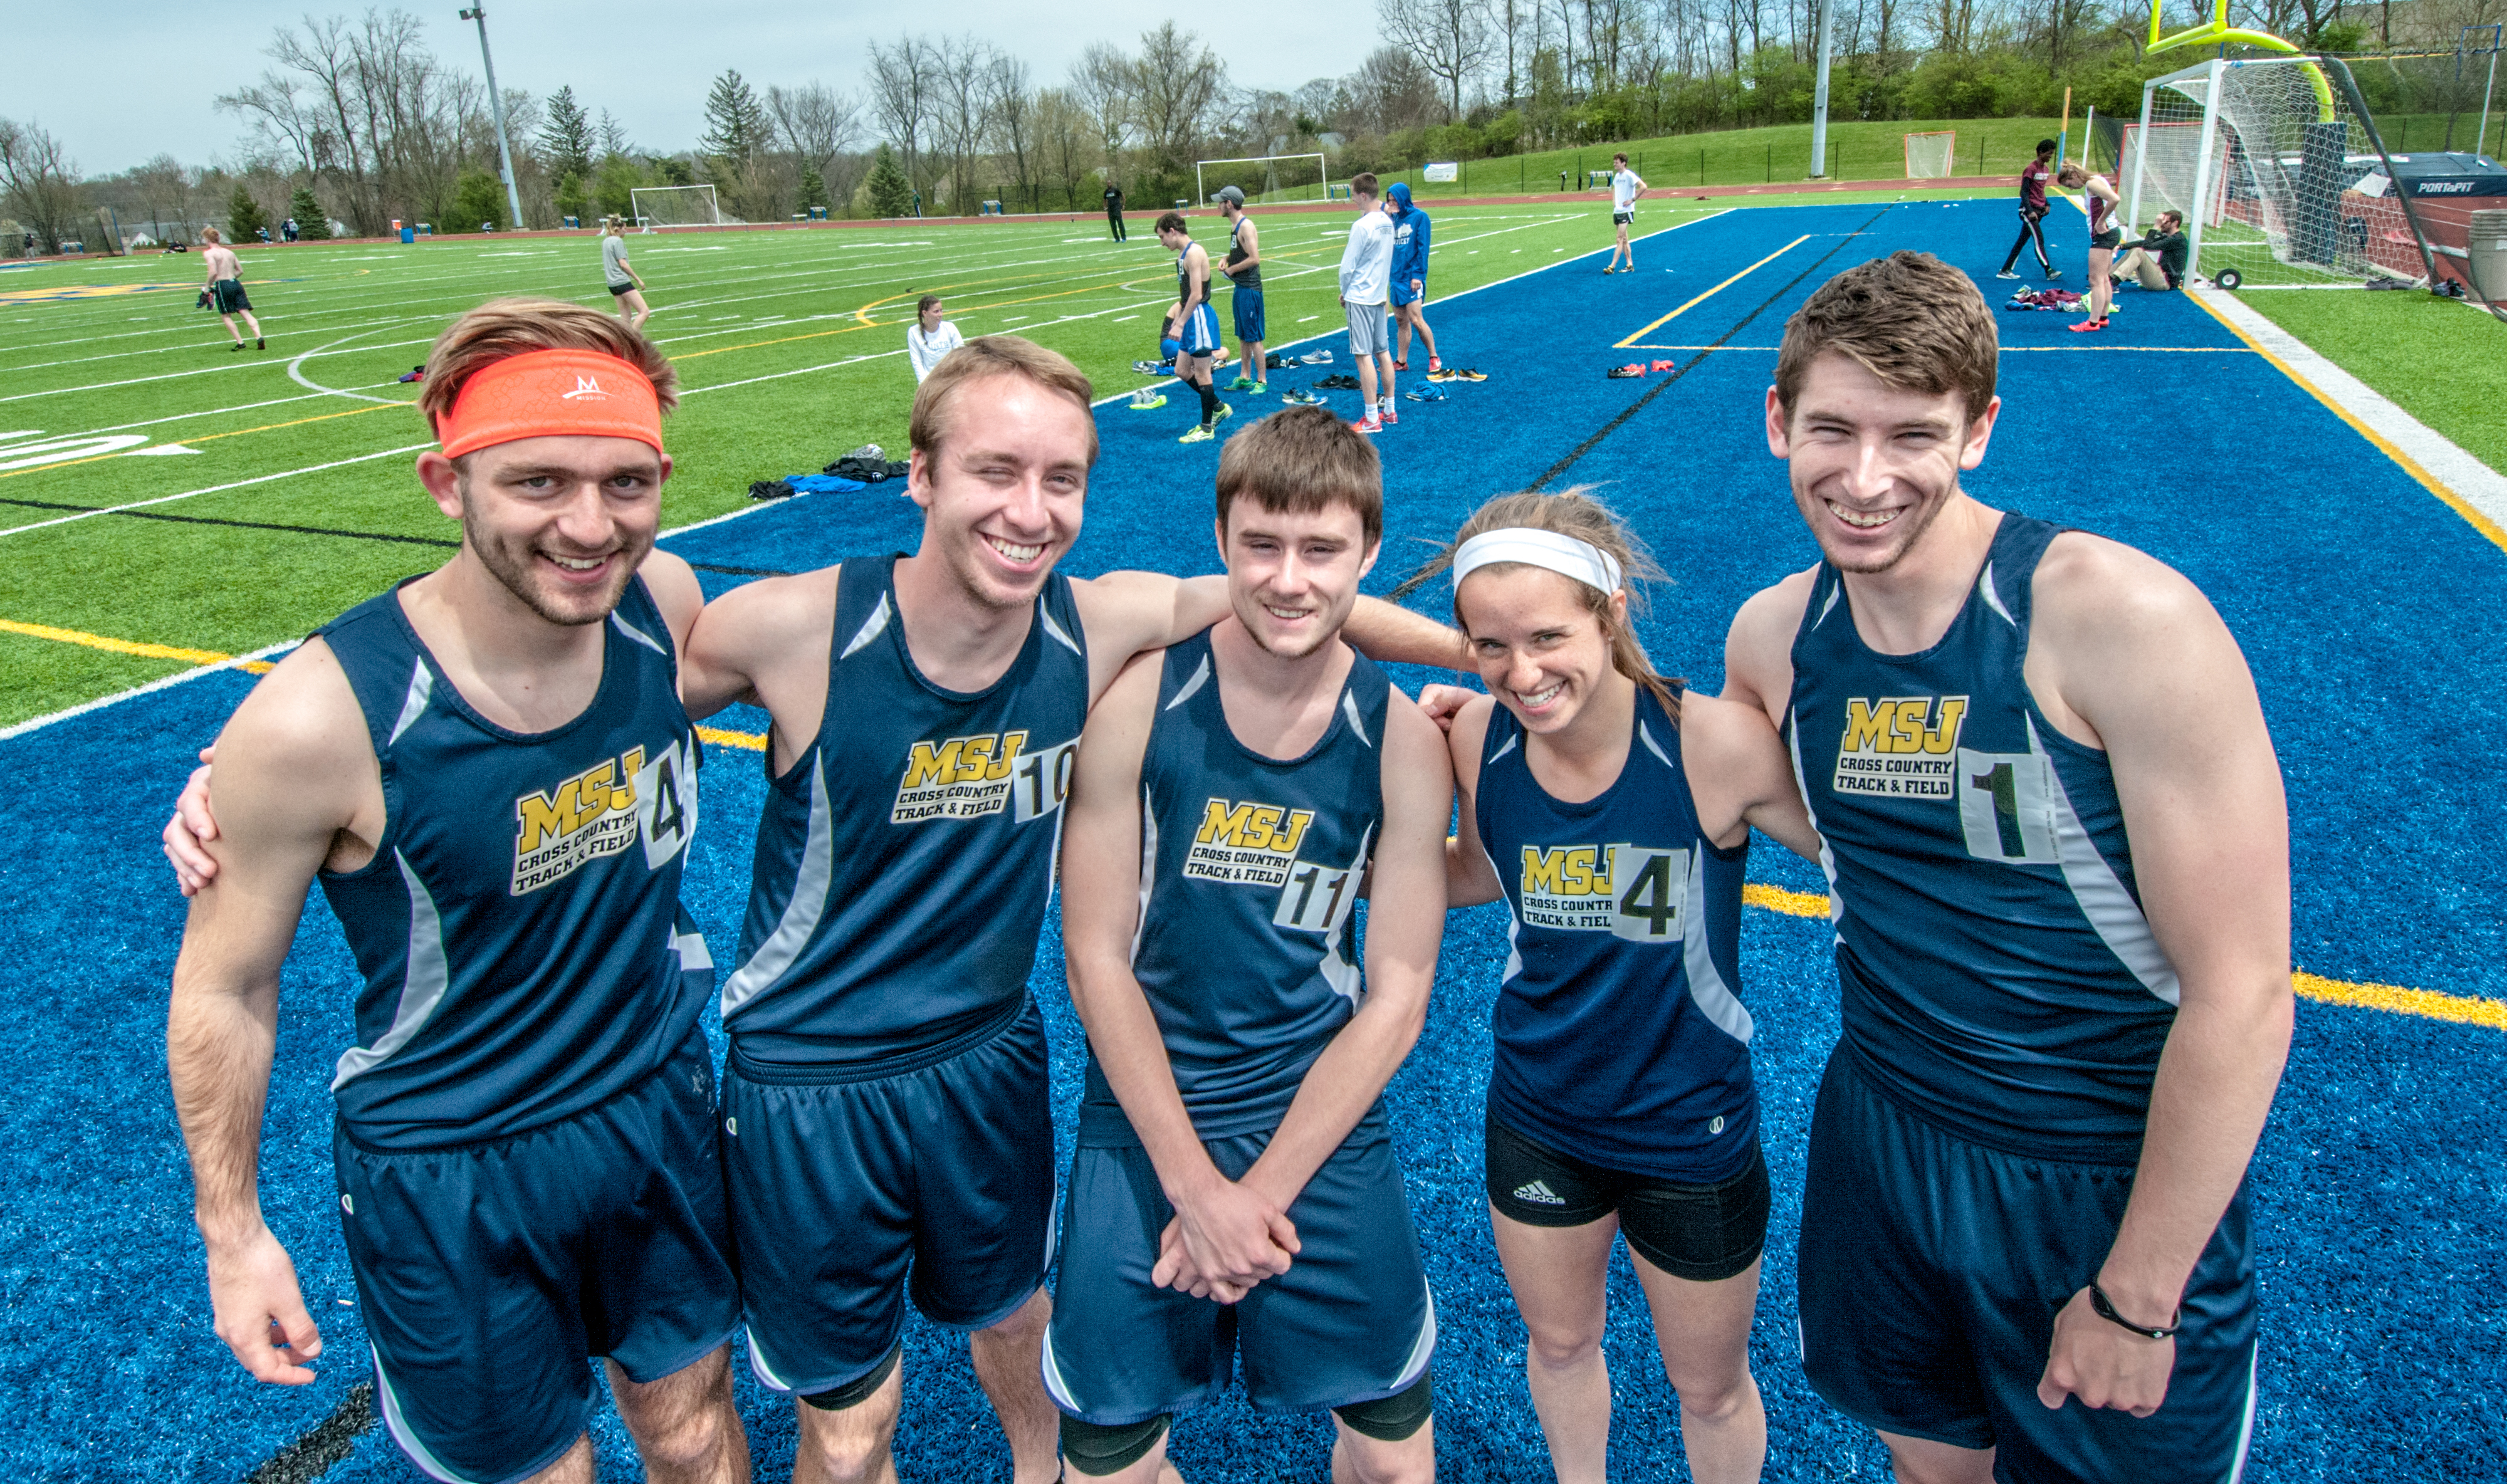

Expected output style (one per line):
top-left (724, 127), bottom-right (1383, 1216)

top-left (637, 735), bottom-right (700, 870)
top-left (1011, 739), bottom-right (1079, 823)
top-left (1607, 845), bottom-right (1688, 943)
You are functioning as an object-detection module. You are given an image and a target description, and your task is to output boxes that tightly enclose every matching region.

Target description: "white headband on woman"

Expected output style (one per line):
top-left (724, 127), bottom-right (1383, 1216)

top-left (1452, 527), bottom-right (1623, 596)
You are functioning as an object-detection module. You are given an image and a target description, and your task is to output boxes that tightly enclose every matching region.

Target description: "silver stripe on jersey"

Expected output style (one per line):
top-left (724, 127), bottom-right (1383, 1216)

top-left (2030, 714), bottom-right (2182, 1005)
top-left (673, 927), bottom-right (714, 971)
top-left (840, 590), bottom-right (892, 661)
top-left (1683, 848), bottom-right (1755, 1043)
top-left (1813, 579), bottom-right (1844, 630)
top-left (1129, 786), bottom-right (1158, 963)
top-left (2225, 1346), bottom-right (2259, 1484)
top-left (1388, 1283), bottom-right (1439, 1393)
top-left (373, 1345), bottom-right (486, 1484)
top-left (1636, 718), bottom-right (1673, 770)
top-left (387, 659), bottom-right (432, 746)
top-left (611, 609), bottom-right (668, 657)
top-left (721, 758), bottom-right (835, 1016)
top-left (1485, 731), bottom-right (1520, 765)
top-left (1165, 652), bottom-right (1211, 710)
top-left (1038, 597), bottom-right (1083, 657)
top-left (1340, 687), bottom-right (1373, 749)
top-left (1977, 560), bottom-right (2018, 627)
top-left (1785, 709), bottom-right (1850, 937)
top-left (332, 851), bottom-right (451, 1089)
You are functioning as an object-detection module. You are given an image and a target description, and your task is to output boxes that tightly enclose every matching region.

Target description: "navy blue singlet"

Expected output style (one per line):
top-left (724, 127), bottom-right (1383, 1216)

top-left (1474, 686), bottom-right (1756, 1182)
top-left (722, 555), bottom-right (1091, 1065)
top-left (315, 577), bottom-right (709, 1151)
top-left (1080, 629), bottom-right (1391, 1142)
top-left (1786, 513), bottom-right (2180, 1163)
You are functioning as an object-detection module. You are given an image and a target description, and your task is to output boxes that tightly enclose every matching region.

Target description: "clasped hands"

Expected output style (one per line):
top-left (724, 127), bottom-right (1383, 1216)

top-left (1153, 1172), bottom-right (1301, 1305)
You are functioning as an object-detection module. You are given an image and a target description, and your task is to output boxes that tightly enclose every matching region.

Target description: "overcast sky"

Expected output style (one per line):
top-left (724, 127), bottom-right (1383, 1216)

top-left (18, 3), bottom-right (1371, 179)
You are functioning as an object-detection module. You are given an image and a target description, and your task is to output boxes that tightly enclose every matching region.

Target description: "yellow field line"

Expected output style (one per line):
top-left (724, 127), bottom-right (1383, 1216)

top-left (1743, 879), bottom-right (2498, 1030)
top-left (697, 725), bottom-right (768, 751)
top-left (2185, 290), bottom-right (2507, 555)
top-left (0, 616), bottom-right (275, 672)
top-left (0, 400), bottom-right (412, 481)
top-left (1614, 235), bottom-right (1810, 348)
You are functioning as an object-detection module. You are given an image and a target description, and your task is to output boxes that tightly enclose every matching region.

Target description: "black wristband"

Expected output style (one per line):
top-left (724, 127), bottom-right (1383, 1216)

top-left (2089, 1283), bottom-right (2180, 1339)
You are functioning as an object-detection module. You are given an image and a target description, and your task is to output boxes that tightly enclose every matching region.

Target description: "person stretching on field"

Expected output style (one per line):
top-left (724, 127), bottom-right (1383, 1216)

top-left (1047, 405), bottom-right (1451, 1484)
top-left (1996, 141), bottom-right (2061, 281)
top-left (1415, 489), bottom-right (1816, 1484)
top-left (1604, 155), bottom-right (1646, 274)
top-left (604, 216), bottom-right (651, 330)
top-left (1158, 212), bottom-right (1230, 444)
top-left (2058, 162), bottom-right (2123, 333)
top-left (1214, 186), bottom-right (1267, 397)
top-left (1338, 173), bottom-right (1398, 432)
top-left (198, 226), bottom-right (264, 352)
top-left (1386, 182), bottom-right (1440, 376)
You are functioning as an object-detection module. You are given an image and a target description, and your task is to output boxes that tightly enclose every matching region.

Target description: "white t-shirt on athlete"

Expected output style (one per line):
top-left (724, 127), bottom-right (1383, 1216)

top-left (908, 320), bottom-right (965, 382)
top-left (1612, 170), bottom-right (1640, 212)
top-left (1338, 208), bottom-right (1396, 306)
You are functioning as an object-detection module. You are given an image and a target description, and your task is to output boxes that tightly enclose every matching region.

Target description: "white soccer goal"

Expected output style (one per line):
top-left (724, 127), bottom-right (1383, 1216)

top-left (2126, 54), bottom-right (2442, 289)
top-left (630, 184), bottom-right (745, 231)
top-left (1903, 131), bottom-right (1957, 179)
top-left (1193, 154), bottom-right (1330, 206)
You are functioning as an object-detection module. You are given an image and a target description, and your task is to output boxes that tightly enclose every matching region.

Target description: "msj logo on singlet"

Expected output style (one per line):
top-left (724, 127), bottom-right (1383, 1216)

top-left (1188, 797), bottom-right (1366, 934)
top-left (1833, 696), bottom-right (1969, 800)
top-left (510, 736), bottom-right (698, 894)
top-left (891, 731), bottom-right (1079, 824)
top-left (1520, 844), bottom-right (1690, 942)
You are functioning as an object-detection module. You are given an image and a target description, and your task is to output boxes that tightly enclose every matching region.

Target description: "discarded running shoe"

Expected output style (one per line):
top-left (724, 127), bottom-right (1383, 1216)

top-left (1300, 350), bottom-right (1335, 365)
top-left (1131, 359), bottom-right (1167, 375)
top-left (1453, 367), bottom-right (1488, 381)
top-left (1265, 352), bottom-right (1292, 368)
top-left (1649, 359), bottom-right (1677, 373)
top-left (1316, 373), bottom-right (1363, 390)
top-left (396, 365), bottom-right (426, 383)
top-left (1128, 390), bottom-right (1168, 410)
top-left (1403, 387), bottom-right (1446, 402)
top-left (1225, 375), bottom-right (1260, 391)
top-left (1606, 363), bottom-right (1647, 379)
top-left (1280, 387), bottom-right (1324, 405)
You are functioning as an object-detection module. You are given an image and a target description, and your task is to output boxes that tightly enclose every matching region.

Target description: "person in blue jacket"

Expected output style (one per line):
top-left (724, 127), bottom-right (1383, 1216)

top-left (1386, 183), bottom-right (1442, 377)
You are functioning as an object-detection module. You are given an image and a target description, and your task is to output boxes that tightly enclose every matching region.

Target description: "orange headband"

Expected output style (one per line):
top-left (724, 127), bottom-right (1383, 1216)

top-left (436, 348), bottom-right (665, 459)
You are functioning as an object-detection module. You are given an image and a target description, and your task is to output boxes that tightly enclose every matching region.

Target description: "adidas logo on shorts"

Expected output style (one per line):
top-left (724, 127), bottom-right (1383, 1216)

top-left (1511, 1179), bottom-right (1568, 1206)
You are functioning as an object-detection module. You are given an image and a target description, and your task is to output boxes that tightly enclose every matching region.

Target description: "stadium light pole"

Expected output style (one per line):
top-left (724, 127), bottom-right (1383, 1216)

top-left (1808, 0), bottom-right (1837, 179)
top-left (458, 6), bottom-right (528, 232)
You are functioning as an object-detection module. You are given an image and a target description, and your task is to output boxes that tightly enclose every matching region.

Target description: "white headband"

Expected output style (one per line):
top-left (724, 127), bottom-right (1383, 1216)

top-left (1452, 528), bottom-right (1623, 595)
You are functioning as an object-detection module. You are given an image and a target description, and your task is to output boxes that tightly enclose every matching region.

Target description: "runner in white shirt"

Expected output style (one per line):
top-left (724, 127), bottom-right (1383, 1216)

top-left (1605, 154), bottom-right (1648, 275)
top-left (908, 295), bottom-right (968, 383)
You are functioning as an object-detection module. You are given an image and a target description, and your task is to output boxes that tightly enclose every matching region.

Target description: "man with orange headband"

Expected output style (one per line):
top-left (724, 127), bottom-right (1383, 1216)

top-left (165, 298), bottom-right (750, 1484)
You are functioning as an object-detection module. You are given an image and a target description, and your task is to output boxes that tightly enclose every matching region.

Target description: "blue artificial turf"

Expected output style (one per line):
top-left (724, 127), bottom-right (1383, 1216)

top-left (1, 197), bottom-right (2499, 1480)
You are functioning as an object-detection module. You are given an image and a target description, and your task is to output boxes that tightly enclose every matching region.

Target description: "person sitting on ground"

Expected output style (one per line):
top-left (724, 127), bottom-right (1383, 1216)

top-left (2113, 211), bottom-right (2189, 292)
top-left (908, 294), bottom-right (967, 384)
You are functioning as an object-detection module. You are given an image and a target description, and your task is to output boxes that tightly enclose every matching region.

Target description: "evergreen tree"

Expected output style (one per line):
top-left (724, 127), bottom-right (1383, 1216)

top-left (654, 155), bottom-right (696, 187)
top-left (866, 144), bottom-right (911, 218)
top-left (798, 163), bottom-right (829, 214)
top-left (452, 169), bottom-right (506, 231)
top-left (226, 185), bottom-right (270, 243)
top-left (700, 70), bottom-right (768, 163)
top-left (540, 86), bottom-right (597, 180)
top-left (594, 155), bottom-right (646, 217)
top-left (555, 171), bottom-right (590, 224)
top-left (288, 186), bottom-right (331, 239)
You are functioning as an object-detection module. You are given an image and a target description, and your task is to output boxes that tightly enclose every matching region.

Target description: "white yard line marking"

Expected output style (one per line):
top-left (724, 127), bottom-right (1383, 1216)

top-left (0, 443), bottom-right (436, 538)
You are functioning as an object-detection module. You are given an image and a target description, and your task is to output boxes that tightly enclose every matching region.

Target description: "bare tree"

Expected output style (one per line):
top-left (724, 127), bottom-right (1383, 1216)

top-left (869, 34), bottom-right (941, 196)
top-left (768, 82), bottom-right (866, 217)
top-left (0, 118), bottom-right (83, 253)
top-left (1070, 43), bottom-right (1136, 186)
top-left (931, 36), bottom-right (997, 212)
top-left (988, 55), bottom-right (1040, 212)
top-left (1034, 86), bottom-right (1099, 209)
top-left (1379, 0), bottom-right (1497, 121)
top-left (1130, 23), bottom-right (1227, 184)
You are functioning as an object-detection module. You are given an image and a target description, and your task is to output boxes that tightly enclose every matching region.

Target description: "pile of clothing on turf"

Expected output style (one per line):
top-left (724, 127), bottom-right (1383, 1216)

top-left (748, 443), bottom-right (913, 500)
top-left (2003, 287), bottom-right (2086, 312)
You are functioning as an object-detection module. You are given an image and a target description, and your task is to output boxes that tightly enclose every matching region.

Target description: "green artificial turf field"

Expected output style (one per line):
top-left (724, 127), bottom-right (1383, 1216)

top-left (0, 191), bottom-right (2011, 728)
top-left (2232, 288), bottom-right (2507, 478)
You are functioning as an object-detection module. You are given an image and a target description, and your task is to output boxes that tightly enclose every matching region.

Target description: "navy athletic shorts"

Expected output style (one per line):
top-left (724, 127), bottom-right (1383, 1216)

top-left (211, 278), bottom-right (253, 313)
top-left (1798, 1050), bottom-right (2258, 1483)
top-left (1043, 1103), bottom-right (1436, 1424)
top-left (1390, 276), bottom-right (1425, 308)
top-left (725, 996), bottom-right (1056, 1399)
top-left (335, 1027), bottom-right (739, 1483)
top-left (2091, 227), bottom-right (2125, 251)
top-left (1178, 302), bottom-right (1222, 358)
top-left (1230, 287), bottom-right (1265, 345)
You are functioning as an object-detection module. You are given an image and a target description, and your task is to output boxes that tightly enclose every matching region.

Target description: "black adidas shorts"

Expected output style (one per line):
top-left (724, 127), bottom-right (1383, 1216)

top-left (1484, 1113), bottom-right (1768, 1282)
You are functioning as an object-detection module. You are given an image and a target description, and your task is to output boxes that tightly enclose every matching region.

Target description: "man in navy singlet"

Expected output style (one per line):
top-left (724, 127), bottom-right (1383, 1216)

top-left (1044, 406), bottom-right (1453, 1483)
top-left (1722, 251), bottom-right (2293, 1484)
top-left (166, 300), bottom-right (750, 1484)
top-left (670, 338), bottom-right (1465, 1484)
